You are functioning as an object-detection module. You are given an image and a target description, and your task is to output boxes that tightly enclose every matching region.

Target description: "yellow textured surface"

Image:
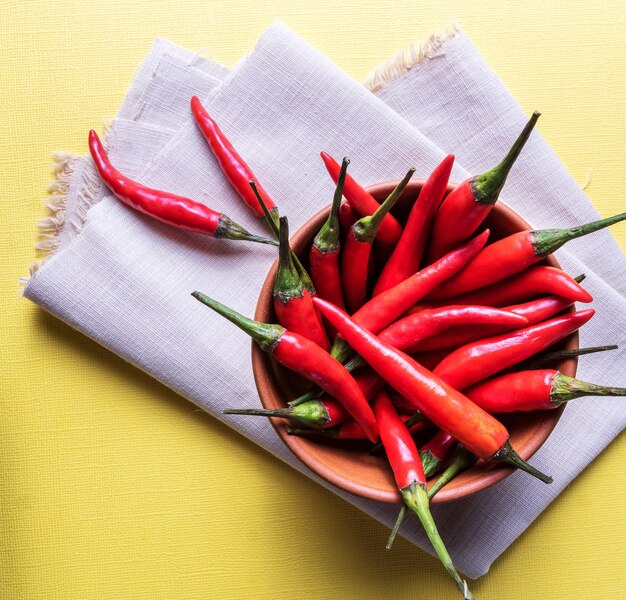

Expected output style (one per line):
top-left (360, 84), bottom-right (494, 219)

top-left (1, 1), bottom-right (625, 598)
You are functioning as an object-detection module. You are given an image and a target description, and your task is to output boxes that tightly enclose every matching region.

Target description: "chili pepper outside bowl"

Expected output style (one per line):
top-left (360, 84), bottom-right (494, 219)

top-left (252, 180), bottom-right (577, 503)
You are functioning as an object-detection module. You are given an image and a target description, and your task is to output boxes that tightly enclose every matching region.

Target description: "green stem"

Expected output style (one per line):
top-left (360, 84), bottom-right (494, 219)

top-left (527, 344), bottom-right (618, 369)
top-left (386, 505), bottom-right (406, 551)
top-left (216, 214), bottom-right (278, 245)
top-left (574, 273), bottom-right (586, 283)
top-left (274, 217), bottom-right (305, 302)
top-left (249, 181), bottom-right (315, 292)
top-left (428, 447), bottom-right (477, 500)
top-left (491, 439), bottom-right (553, 484)
top-left (313, 157), bottom-right (349, 253)
top-left (420, 450), bottom-right (442, 479)
top-left (330, 336), bottom-right (353, 364)
top-left (191, 292), bottom-right (284, 353)
top-left (223, 399), bottom-right (330, 429)
top-left (352, 167), bottom-right (415, 243)
top-left (402, 483), bottom-right (474, 599)
top-left (471, 111), bottom-right (540, 204)
top-left (550, 372), bottom-right (626, 404)
top-left (532, 212), bottom-right (626, 257)
top-left (344, 354), bottom-right (366, 372)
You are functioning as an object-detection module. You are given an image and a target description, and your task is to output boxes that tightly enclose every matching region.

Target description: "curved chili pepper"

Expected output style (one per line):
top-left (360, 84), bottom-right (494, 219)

top-left (373, 391), bottom-right (474, 600)
top-left (192, 292), bottom-right (378, 442)
top-left (273, 217), bottom-right (330, 350)
top-left (427, 112), bottom-right (540, 262)
top-left (320, 152), bottom-right (402, 249)
top-left (330, 230), bottom-right (491, 364)
top-left (309, 158), bottom-right (349, 317)
top-left (288, 414), bottom-right (430, 441)
top-left (526, 344), bottom-right (618, 369)
top-left (314, 297), bottom-right (552, 483)
top-left (88, 131), bottom-right (274, 245)
top-left (414, 292), bottom-right (576, 352)
top-left (223, 394), bottom-right (347, 430)
top-left (191, 96), bottom-right (278, 229)
top-left (428, 212), bottom-right (626, 300)
top-left (342, 168), bottom-right (415, 312)
top-left (428, 446), bottom-right (477, 500)
top-left (420, 430), bottom-right (457, 478)
top-left (465, 369), bottom-right (626, 413)
top-left (373, 155), bottom-right (454, 296)
top-left (426, 268), bottom-right (590, 308)
top-left (433, 309), bottom-right (595, 391)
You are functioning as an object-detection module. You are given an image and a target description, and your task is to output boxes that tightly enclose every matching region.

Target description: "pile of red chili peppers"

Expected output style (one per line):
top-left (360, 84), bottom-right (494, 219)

top-left (88, 101), bottom-right (626, 600)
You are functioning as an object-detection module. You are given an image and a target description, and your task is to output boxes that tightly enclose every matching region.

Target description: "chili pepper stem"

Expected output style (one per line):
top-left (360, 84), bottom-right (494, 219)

top-left (551, 372), bottom-right (626, 404)
top-left (402, 482), bottom-right (474, 600)
top-left (288, 388), bottom-right (323, 407)
top-left (223, 401), bottom-right (330, 429)
top-left (527, 344), bottom-right (618, 368)
top-left (386, 505), bottom-right (407, 551)
top-left (352, 168), bottom-right (415, 243)
top-left (191, 292), bottom-right (283, 353)
top-left (275, 217), bottom-right (306, 301)
top-left (420, 450), bottom-right (441, 479)
top-left (491, 440), bottom-right (552, 484)
top-left (314, 158), bottom-right (349, 252)
top-left (214, 215), bottom-right (278, 245)
top-left (428, 447), bottom-right (477, 500)
top-left (331, 337), bottom-right (353, 364)
top-left (472, 111), bottom-right (540, 204)
top-left (533, 212), bottom-right (626, 257)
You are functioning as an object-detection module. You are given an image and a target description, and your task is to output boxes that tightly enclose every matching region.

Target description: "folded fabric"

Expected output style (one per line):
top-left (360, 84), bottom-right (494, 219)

top-left (25, 22), bottom-right (625, 578)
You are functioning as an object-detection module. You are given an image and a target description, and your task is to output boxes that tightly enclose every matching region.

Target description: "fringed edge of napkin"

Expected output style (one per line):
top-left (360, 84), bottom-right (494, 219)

top-left (363, 22), bottom-right (460, 93)
top-left (22, 120), bottom-right (113, 287)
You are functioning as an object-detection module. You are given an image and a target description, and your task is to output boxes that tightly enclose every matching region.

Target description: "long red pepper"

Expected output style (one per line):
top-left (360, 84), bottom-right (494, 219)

top-left (223, 395), bottom-right (348, 429)
top-left (288, 414), bottom-right (430, 441)
top-left (192, 293), bottom-right (378, 442)
top-left (320, 152), bottom-right (402, 248)
top-left (414, 292), bottom-right (576, 352)
top-left (425, 267), bottom-right (591, 308)
top-left (314, 297), bottom-right (552, 482)
top-left (330, 230), bottom-right (490, 364)
top-left (426, 112), bottom-right (540, 262)
top-left (191, 96), bottom-right (278, 229)
top-left (373, 391), bottom-right (474, 600)
top-left (342, 168), bottom-right (415, 312)
top-left (273, 217), bottom-right (330, 350)
top-left (309, 158), bottom-right (349, 314)
top-left (420, 430), bottom-right (457, 478)
top-left (373, 155), bottom-right (455, 295)
top-left (88, 131), bottom-right (274, 245)
top-left (433, 309), bottom-right (595, 391)
top-left (428, 212), bottom-right (626, 300)
top-left (465, 369), bottom-right (626, 413)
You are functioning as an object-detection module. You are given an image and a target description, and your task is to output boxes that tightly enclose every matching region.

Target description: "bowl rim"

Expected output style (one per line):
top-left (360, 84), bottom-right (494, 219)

top-left (252, 179), bottom-right (578, 503)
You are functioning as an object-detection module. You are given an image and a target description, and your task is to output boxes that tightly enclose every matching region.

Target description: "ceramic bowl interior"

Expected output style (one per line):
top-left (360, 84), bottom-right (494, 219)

top-left (252, 180), bottom-right (578, 503)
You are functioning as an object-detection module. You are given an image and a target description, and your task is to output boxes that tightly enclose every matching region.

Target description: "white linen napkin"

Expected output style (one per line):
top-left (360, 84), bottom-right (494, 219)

top-left (24, 22), bottom-right (625, 578)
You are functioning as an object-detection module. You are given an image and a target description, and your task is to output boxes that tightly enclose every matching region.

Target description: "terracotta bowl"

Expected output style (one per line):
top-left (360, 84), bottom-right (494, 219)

top-left (252, 180), bottom-right (578, 503)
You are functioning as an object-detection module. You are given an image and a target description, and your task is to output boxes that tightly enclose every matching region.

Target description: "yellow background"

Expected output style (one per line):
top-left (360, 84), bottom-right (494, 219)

top-left (1, 1), bottom-right (625, 598)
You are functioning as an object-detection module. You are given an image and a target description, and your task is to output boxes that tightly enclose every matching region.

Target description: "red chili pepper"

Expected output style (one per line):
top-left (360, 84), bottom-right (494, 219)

top-left (414, 292), bottom-right (576, 352)
top-left (320, 152), bottom-right (402, 249)
top-left (273, 217), bottom-right (330, 350)
top-left (314, 296), bottom-right (552, 483)
top-left (342, 168), bottom-right (415, 312)
top-left (426, 267), bottom-right (591, 307)
top-left (288, 414), bottom-right (430, 441)
top-left (192, 293), bottom-right (378, 442)
top-left (339, 201), bottom-right (358, 233)
top-left (426, 112), bottom-right (540, 262)
top-left (428, 212), bottom-right (626, 300)
top-left (433, 309), bottom-right (595, 391)
top-left (420, 430), bottom-right (457, 478)
top-left (330, 230), bottom-right (491, 364)
top-left (191, 96), bottom-right (278, 228)
top-left (223, 394), bottom-right (348, 430)
top-left (309, 157), bottom-right (349, 326)
top-left (373, 391), bottom-right (474, 599)
top-left (373, 155), bottom-right (454, 295)
top-left (88, 130), bottom-right (274, 246)
top-left (465, 369), bottom-right (626, 413)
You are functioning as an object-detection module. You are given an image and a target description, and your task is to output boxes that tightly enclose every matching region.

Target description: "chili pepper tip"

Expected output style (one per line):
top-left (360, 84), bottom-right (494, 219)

top-left (386, 505), bottom-right (406, 551)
